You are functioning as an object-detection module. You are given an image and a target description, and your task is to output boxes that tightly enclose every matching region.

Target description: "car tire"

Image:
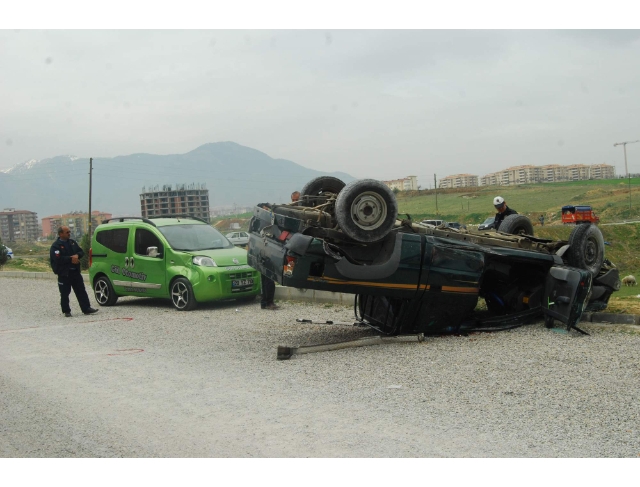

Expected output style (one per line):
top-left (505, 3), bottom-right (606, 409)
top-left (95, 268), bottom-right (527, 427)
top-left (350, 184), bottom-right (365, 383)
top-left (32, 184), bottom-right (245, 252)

top-left (567, 223), bottom-right (604, 278)
top-left (171, 277), bottom-right (198, 311)
top-left (300, 176), bottom-right (346, 198)
top-left (335, 179), bottom-right (398, 243)
top-left (93, 275), bottom-right (118, 306)
top-left (499, 214), bottom-right (534, 236)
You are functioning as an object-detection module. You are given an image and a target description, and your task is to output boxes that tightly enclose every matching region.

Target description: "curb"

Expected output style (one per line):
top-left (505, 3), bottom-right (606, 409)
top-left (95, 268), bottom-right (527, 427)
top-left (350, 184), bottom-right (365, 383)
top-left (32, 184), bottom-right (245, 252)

top-left (2, 271), bottom-right (639, 325)
top-left (0, 271), bottom-right (89, 282)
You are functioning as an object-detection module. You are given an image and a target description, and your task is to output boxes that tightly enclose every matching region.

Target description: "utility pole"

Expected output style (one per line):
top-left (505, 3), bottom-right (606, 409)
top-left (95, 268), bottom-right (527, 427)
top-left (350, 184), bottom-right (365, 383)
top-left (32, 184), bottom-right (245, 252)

top-left (88, 157), bottom-right (93, 238)
top-left (434, 174), bottom-right (438, 215)
top-left (613, 140), bottom-right (639, 211)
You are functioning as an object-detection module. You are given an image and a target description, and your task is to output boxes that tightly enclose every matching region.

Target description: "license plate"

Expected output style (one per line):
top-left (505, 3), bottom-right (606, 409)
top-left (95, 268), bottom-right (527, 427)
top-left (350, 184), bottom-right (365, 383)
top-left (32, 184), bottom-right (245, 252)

top-left (232, 279), bottom-right (253, 287)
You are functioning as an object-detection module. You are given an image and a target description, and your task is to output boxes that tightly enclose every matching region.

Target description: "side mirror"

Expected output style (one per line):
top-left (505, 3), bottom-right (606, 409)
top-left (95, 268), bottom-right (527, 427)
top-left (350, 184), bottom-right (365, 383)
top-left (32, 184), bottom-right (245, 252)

top-left (147, 246), bottom-right (159, 257)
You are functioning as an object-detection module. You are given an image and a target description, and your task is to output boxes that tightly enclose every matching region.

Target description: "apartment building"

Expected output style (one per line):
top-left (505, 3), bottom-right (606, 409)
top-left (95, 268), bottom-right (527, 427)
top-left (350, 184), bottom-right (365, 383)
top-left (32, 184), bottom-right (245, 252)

top-left (42, 210), bottom-right (113, 239)
top-left (382, 176), bottom-right (419, 192)
top-left (439, 174), bottom-right (479, 189)
top-left (480, 163), bottom-right (616, 186)
top-left (0, 208), bottom-right (39, 242)
top-left (140, 183), bottom-right (210, 222)
top-left (566, 164), bottom-right (590, 181)
top-left (589, 164), bottom-right (616, 180)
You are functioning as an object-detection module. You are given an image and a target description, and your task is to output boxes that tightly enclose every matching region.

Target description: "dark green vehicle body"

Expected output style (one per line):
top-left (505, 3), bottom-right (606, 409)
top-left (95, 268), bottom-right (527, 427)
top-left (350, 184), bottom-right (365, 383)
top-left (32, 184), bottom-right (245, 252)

top-left (248, 205), bottom-right (619, 335)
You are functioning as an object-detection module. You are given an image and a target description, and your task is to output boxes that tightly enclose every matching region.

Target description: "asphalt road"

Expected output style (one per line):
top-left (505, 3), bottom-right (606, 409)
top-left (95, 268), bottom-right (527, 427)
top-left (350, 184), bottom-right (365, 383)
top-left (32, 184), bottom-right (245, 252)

top-left (1, 276), bottom-right (640, 458)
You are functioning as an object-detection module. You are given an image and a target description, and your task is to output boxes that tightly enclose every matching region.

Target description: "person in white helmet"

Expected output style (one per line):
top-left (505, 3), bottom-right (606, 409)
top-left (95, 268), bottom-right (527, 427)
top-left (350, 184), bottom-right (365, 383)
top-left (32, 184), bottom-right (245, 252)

top-left (493, 196), bottom-right (517, 231)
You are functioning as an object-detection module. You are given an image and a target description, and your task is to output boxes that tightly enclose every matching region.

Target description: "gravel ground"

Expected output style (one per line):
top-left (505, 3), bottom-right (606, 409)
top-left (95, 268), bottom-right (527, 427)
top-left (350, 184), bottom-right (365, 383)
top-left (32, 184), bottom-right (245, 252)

top-left (1, 276), bottom-right (639, 457)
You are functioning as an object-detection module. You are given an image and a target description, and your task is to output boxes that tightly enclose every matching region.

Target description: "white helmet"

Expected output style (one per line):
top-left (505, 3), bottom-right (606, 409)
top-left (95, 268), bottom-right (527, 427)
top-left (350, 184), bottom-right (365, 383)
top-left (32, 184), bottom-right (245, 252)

top-left (493, 196), bottom-right (505, 206)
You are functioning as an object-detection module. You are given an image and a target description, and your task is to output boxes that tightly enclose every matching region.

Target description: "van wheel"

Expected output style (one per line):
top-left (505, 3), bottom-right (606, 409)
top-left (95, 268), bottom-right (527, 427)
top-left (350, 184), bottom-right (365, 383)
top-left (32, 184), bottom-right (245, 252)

top-left (94, 276), bottom-right (118, 306)
top-left (335, 179), bottom-right (398, 243)
top-left (171, 277), bottom-right (197, 311)
top-left (499, 214), bottom-right (534, 236)
top-left (300, 176), bottom-right (346, 197)
top-left (567, 223), bottom-right (604, 278)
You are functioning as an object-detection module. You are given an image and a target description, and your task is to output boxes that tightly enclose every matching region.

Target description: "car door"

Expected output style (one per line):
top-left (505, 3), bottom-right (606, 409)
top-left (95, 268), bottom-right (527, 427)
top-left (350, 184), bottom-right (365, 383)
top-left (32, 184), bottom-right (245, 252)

top-left (542, 265), bottom-right (592, 330)
top-left (127, 226), bottom-right (167, 297)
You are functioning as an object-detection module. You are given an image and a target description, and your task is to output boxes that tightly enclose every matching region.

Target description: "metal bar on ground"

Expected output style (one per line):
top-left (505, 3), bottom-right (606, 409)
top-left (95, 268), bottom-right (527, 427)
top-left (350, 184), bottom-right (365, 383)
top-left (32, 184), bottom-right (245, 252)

top-left (277, 333), bottom-right (425, 360)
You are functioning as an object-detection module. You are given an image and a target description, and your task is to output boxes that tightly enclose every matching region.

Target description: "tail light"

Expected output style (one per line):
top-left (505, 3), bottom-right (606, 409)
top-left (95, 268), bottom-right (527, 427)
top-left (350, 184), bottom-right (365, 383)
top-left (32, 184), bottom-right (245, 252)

top-left (284, 256), bottom-right (296, 276)
top-left (89, 247), bottom-right (93, 267)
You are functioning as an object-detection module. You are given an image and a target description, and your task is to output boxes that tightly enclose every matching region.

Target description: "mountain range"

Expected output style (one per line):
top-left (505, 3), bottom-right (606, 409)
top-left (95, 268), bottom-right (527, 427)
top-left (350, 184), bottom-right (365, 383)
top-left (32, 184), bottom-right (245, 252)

top-left (0, 142), bottom-right (355, 219)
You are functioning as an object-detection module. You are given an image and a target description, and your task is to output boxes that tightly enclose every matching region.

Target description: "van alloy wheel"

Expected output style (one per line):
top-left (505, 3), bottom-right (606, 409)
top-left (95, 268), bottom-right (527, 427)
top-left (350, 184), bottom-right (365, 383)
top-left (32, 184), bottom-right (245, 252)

top-left (171, 277), bottom-right (197, 311)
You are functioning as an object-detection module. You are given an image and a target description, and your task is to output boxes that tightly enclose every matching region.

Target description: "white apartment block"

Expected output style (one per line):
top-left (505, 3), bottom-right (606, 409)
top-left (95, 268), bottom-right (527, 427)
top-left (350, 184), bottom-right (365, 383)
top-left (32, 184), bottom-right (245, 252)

top-left (383, 175), bottom-right (419, 191)
top-left (589, 164), bottom-right (616, 180)
top-left (479, 163), bottom-right (615, 186)
top-left (439, 174), bottom-right (479, 188)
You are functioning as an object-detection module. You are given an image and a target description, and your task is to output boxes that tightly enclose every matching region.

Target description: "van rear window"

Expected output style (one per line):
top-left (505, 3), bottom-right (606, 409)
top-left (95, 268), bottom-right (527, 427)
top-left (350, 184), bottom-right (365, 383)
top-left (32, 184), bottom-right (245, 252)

top-left (96, 228), bottom-right (129, 253)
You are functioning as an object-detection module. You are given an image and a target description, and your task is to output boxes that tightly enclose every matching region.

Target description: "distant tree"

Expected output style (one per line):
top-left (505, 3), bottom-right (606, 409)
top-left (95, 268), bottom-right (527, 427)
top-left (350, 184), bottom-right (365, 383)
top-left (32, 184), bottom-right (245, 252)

top-left (79, 233), bottom-right (90, 270)
top-left (392, 187), bottom-right (400, 195)
top-left (0, 237), bottom-right (7, 267)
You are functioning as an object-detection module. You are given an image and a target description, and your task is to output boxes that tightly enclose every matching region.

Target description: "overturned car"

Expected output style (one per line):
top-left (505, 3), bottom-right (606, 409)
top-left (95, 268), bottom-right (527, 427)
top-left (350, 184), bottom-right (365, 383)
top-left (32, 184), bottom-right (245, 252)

top-left (248, 177), bottom-right (621, 335)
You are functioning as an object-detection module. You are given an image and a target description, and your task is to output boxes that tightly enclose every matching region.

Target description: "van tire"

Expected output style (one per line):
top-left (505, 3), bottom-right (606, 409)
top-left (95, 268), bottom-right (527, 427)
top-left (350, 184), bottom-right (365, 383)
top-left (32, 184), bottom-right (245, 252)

top-left (335, 179), bottom-right (398, 243)
top-left (171, 277), bottom-right (198, 311)
top-left (94, 276), bottom-right (118, 306)
top-left (499, 214), bottom-right (534, 236)
top-left (301, 176), bottom-right (346, 197)
top-left (567, 223), bottom-right (604, 278)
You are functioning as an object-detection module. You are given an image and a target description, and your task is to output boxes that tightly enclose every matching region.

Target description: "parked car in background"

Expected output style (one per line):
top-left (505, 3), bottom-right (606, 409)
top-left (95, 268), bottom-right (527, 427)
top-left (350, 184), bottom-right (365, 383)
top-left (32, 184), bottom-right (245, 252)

top-left (225, 231), bottom-right (250, 246)
top-left (445, 222), bottom-right (467, 230)
top-left (478, 217), bottom-right (496, 231)
top-left (1, 245), bottom-right (13, 259)
top-left (420, 219), bottom-right (444, 227)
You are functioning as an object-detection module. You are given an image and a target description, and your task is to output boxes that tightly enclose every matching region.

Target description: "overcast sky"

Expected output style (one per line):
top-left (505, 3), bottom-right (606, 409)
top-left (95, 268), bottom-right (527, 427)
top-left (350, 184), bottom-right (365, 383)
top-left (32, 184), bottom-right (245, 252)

top-left (2, 28), bottom-right (640, 188)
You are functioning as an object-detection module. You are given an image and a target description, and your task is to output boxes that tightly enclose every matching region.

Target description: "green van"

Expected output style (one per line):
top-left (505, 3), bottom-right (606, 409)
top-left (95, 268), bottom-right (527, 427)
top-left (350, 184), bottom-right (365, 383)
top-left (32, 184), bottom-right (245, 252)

top-left (89, 216), bottom-right (261, 310)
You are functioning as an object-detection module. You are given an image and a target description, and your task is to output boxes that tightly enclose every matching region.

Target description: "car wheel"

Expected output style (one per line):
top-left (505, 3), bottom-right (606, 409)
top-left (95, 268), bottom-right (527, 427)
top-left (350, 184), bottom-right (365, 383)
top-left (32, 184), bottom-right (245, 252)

top-left (171, 277), bottom-right (198, 311)
top-left (499, 214), bottom-right (534, 236)
top-left (300, 176), bottom-right (346, 197)
top-left (335, 179), bottom-right (398, 243)
top-left (93, 276), bottom-right (118, 306)
top-left (567, 223), bottom-right (604, 278)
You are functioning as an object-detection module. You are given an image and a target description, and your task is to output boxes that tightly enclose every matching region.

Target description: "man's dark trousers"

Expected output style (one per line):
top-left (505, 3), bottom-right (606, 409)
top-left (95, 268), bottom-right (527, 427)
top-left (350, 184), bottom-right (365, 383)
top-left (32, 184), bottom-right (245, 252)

top-left (58, 271), bottom-right (92, 313)
top-left (260, 274), bottom-right (275, 308)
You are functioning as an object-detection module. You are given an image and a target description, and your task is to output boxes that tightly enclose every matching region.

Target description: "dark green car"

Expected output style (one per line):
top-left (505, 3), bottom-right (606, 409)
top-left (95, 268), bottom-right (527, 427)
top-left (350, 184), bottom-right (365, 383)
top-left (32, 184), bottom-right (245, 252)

top-left (248, 177), bottom-right (620, 335)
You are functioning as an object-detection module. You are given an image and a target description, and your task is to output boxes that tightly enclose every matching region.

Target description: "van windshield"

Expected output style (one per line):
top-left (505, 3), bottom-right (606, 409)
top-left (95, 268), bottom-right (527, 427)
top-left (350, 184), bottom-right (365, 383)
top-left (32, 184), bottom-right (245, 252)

top-left (158, 224), bottom-right (234, 251)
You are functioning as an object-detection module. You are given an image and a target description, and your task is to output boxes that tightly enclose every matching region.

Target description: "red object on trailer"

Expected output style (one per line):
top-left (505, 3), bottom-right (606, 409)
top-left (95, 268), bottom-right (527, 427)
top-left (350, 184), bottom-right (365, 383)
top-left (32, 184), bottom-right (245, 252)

top-left (561, 205), bottom-right (600, 224)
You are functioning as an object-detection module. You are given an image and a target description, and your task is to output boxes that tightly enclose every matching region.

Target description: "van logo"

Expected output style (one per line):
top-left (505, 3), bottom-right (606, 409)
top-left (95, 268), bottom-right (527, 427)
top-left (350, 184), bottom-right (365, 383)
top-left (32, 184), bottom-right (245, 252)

top-left (233, 258), bottom-right (239, 264)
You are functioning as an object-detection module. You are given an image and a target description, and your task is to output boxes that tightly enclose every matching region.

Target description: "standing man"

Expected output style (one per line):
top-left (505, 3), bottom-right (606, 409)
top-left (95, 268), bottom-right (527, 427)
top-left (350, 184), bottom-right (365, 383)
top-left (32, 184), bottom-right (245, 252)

top-left (539, 214), bottom-right (545, 226)
top-left (50, 226), bottom-right (98, 317)
top-left (493, 196), bottom-right (518, 231)
top-left (260, 274), bottom-right (280, 310)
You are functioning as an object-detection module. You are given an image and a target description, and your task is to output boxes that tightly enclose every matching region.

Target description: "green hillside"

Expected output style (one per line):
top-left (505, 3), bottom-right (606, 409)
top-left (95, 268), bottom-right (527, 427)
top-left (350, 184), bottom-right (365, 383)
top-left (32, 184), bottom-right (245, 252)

top-left (396, 177), bottom-right (640, 225)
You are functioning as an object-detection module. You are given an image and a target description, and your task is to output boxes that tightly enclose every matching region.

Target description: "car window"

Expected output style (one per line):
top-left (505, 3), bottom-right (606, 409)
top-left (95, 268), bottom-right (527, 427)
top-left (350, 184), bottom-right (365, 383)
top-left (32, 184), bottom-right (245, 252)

top-left (96, 228), bottom-right (129, 253)
top-left (135, 228), bottom-right (164, 256)
top-left (158, 224), bottom-right (234, 251)
top-left (240, 232), bottom-right (248, 237)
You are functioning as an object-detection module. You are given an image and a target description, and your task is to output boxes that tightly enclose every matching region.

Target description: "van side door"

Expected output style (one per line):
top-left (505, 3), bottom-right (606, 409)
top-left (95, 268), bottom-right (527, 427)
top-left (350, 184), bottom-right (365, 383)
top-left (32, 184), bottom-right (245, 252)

top-left (124, 227), bottom-right (166, 296)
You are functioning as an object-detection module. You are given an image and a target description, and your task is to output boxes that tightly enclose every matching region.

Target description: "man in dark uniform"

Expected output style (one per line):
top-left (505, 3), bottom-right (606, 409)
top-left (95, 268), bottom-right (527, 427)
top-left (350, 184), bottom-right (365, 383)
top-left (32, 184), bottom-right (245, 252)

top-left (50, 226), bottom-right (98, 317)
top-left (493, 196), bottom-right (518, 231)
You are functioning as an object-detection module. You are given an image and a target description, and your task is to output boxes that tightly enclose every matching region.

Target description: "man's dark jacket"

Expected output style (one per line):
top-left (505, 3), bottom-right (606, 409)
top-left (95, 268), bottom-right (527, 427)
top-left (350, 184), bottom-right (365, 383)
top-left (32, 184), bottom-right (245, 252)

top-left (494, 206), bottom-right (518, 231)
top-left (50, 237), bottom-right (84, 276)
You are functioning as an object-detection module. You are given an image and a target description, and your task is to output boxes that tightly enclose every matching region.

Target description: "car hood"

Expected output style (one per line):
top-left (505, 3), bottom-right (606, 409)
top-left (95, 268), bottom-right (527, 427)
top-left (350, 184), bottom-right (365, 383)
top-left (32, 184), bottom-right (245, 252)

top-left (182, 246), bottom-right (249, 266)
